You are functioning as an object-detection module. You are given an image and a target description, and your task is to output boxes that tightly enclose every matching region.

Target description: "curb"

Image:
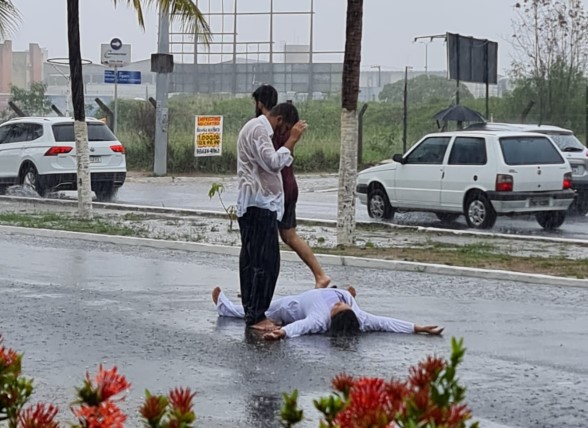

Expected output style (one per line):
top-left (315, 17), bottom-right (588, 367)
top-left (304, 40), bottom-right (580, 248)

top-left (1, 224), bottom-right (587, 289)
top-left (2, 195), bottom-right (588, 246)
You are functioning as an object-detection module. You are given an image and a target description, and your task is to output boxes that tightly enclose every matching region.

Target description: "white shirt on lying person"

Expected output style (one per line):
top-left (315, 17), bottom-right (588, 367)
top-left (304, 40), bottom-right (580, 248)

top-left (236, 114), bottom-right (293, 221)
top-left (215, 288), bottom-right (415, 338)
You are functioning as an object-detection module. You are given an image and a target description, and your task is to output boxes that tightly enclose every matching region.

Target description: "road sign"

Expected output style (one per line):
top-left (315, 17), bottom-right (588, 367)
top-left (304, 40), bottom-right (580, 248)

top-left (110, 38), bottom-right (123, 50)
top-left (101, 42), bottom-right (131, 67)
top-left (104, 70), bottom-right (142, 84)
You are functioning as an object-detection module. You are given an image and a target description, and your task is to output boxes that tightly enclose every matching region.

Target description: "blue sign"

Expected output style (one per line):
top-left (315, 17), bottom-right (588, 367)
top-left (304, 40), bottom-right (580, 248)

top-left (110, 38), bottom-right (123, 50)
top-left (104, 70), bottom-right (141, 84)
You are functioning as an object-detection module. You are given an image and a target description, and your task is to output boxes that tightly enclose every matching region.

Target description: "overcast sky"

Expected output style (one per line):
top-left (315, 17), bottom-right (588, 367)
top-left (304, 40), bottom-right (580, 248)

top-left (6, 0), bottom-right (555, 74)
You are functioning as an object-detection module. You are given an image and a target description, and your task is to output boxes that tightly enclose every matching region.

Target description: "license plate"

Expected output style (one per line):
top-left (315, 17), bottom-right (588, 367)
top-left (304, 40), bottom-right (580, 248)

top-left (572, 167), bottom-right (579, 175)
top-left (530, 197), bottom-right (550, 207)
top-left (90, 156), bottom-right (102, 163)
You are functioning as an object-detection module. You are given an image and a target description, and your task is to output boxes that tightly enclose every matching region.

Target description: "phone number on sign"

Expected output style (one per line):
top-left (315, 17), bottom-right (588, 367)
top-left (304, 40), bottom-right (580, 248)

top-left (197, 148), bottom-right (221, 155)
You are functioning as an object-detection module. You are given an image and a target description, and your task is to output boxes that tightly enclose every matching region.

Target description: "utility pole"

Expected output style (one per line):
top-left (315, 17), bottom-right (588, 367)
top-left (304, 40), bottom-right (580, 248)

top-left (154, 7), bottom-right (170, 176)
top-left (370, 65), bottom-right (381, 87)
top-left (402, 66), bottom-right (412, 154)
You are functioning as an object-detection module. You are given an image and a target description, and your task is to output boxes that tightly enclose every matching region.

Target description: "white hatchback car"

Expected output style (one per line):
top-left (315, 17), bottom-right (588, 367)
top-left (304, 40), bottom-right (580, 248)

top-left (466, 122), bottom-right (588, 215)
top-left (356, 130), bottom-right (576, 230)
top-left (0, 117), bottom-right (126, 201)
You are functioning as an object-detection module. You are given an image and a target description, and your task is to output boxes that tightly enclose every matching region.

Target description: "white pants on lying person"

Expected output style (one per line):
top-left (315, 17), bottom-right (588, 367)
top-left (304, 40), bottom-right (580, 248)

top-left (214, 287), bottom-right (443, 339)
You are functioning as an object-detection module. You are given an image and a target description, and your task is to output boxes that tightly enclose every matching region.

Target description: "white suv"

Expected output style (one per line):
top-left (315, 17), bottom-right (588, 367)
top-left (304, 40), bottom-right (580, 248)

top-left (0, 117), bottom-right (126, 201)
top-left (356, 130), bottom-right (576, 230)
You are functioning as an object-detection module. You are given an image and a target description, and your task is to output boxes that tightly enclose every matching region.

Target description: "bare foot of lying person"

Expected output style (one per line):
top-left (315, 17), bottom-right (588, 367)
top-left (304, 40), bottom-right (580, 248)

top-left (249, 318), bottom-right (279, 331)
top-left (212, 287), bottom-right (221, 305)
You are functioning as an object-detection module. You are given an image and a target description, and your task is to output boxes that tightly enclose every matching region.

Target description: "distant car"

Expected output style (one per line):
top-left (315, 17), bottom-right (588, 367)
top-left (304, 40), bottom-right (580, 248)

top-left (356, 130), bottom-right (576, 230)
top-left (465, 122), bottom-right (588, 215)
top-left (0, 117), bottom-right (126, 201)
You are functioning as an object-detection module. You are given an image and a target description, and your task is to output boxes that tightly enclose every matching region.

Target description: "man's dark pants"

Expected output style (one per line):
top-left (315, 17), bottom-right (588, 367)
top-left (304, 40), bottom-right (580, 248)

top-left (238, 207), bottom-right (280, 326)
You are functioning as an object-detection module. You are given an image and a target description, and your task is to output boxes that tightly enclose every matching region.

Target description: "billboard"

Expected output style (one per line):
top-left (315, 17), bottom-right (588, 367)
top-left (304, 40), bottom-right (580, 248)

top-left (447, 33), bottom-right (498, 85)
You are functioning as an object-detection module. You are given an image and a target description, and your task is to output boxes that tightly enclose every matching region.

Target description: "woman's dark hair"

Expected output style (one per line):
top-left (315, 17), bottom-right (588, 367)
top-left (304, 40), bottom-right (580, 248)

top-left (252, 84), bottom-right (278, 117)
top-left (329, 309), bottom-right (360, 337)
top-left (269, 103), bottom-right (300, 126)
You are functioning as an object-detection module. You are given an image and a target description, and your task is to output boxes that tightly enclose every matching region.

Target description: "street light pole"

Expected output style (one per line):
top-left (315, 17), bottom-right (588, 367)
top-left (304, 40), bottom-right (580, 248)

top-left (370, 65), bottom-right (381, 87)
top-left (402, 66), bottom-right (413, 154)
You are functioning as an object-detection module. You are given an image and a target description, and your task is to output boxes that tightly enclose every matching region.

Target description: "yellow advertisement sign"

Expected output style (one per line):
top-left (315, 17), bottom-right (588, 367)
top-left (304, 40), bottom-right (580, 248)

top-left (195, 115), bottom-right (223, 157)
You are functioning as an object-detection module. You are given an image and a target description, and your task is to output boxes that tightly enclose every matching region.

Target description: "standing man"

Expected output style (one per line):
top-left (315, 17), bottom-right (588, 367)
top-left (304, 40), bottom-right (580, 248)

top-left (237, 102), bottom-right (307, 331)
top-left (252, 85), bottom-right (331, 288)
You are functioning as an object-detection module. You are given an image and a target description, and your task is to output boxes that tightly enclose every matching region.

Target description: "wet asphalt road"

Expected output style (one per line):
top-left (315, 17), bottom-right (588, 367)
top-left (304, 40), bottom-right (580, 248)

top-left (1, 232), bottom-right (587, 427)
top-left (109, 178), bottom-right (588, 241)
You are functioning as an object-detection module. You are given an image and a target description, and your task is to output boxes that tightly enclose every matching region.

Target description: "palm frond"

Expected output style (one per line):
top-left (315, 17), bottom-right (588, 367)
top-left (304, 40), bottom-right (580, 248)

top-left (0, 0), bottom-right (22, 39)
top-left (113, 0), bottom-right (211, 44)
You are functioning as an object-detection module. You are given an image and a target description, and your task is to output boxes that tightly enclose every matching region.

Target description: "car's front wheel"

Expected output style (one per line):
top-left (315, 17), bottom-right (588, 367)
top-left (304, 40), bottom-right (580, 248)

top-left (536, 211), bottom-right (566, 230)
top-left (464, 193), bottom-right (496, 229)
top-left (367, 187), bottom-right (394, 220)
top-left (19, 164), bottom-right (47, 197)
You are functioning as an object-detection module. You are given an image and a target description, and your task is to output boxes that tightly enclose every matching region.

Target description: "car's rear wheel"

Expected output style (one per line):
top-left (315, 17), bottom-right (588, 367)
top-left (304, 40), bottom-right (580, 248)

top-left (19, 164), bottom-right (47, 197)
top-left (367, 187), bottom-right (394, 220)
top-left (435, 213), bottom-right (460, 224)
top-left (94, 182), bottom-right (118, 202)
top-left (465, 193), bottom-right (496, 229)
top-left (536, 211), bottom-right (566, 230)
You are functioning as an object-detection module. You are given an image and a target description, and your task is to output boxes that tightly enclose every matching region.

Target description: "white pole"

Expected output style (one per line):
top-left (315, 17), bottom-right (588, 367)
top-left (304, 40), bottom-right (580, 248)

top-left (114, 65), bottom-right (119, 133)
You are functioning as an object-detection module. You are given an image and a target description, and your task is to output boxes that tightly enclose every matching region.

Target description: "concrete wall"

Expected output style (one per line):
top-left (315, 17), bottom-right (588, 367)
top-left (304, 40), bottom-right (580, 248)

top-left (0, 41), bottom-right (45, 93)
top-left (0, 41), bottom-right (13, 93)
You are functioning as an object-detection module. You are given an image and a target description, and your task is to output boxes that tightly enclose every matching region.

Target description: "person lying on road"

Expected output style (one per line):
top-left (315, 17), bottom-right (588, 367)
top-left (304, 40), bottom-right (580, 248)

top-left (212, 286), bottom-right (443, 340)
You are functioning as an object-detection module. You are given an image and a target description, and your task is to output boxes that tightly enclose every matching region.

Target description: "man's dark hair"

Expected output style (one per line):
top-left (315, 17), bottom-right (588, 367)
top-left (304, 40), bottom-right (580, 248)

top-left (329, 309), bottom-right (360, 337)
top-left (252, 84), bottom-right (278, 117)
top-left (269, 103), bottom-right (300, 126)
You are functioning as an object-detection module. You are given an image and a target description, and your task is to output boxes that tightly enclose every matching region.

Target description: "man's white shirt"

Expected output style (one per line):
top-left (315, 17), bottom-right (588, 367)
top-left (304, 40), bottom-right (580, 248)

top-left (236, 115), bottom-right (293, 221)
top-left (216, 288), bottom-right (415, 338)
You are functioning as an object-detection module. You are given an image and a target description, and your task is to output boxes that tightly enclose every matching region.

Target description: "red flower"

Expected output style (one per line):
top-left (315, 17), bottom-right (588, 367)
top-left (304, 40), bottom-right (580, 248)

top-left (385, 379), bottom-right (409, 412)
top-left (332, 373), bottom-right (355, 397)
top-left (73, 401), bottom-right (126, 428)
top-left (408, 356), bottom-right (445, 389)
top-left (169, 387), bottom-right (196, 416)
top-left (446, 403), bottom-right (473, 426)
top-left (94, 365), bottom-right (130, 402)
top-left (18, 403), bottom-right (59, 428)
top-left (140, 393), bottom-right (168, 422)
top-left (335, 377), bottom-right (395, 428)
top-left (0, 345), bottom-right (20, 371)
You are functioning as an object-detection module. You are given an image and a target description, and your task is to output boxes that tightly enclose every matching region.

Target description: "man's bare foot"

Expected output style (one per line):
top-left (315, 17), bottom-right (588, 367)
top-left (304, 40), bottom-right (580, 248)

top-left (212, 287), bottom-right (221, 305)
top-left (315, 275), bottom-right (332, 289)
top-left (249, 318), bottom-right (279, 332)
top-left (346, 286), bottom-right (357, 298)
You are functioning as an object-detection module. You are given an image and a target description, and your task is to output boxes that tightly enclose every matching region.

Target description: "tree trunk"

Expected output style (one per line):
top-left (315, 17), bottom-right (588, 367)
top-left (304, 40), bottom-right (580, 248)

top-left (67, 0), bottom-right (92, 219)
top-left (337, 0), bottom-right (363, 246)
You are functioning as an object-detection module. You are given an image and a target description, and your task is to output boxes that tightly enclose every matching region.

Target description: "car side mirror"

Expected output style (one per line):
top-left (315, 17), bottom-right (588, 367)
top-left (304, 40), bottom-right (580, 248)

top-left (392, 153), bottom-right (405, 164)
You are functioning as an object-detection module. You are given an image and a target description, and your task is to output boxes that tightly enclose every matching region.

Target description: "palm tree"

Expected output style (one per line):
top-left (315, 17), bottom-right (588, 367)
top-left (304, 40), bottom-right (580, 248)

top-left (336, 0), bottom-right (363, 246)
top-left (0, 0), bottom-right (21, 39)
top-left (67, 0), bottom-right (210, 219)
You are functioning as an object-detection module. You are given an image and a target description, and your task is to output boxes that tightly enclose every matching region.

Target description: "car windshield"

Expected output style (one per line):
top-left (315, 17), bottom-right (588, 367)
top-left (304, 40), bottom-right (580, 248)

top-left (499, 136), bottom-right (564, 165)
top-left (52, 123), bottom-right (117, 142)
top-left (545, 133), bottom-right (585, 152)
